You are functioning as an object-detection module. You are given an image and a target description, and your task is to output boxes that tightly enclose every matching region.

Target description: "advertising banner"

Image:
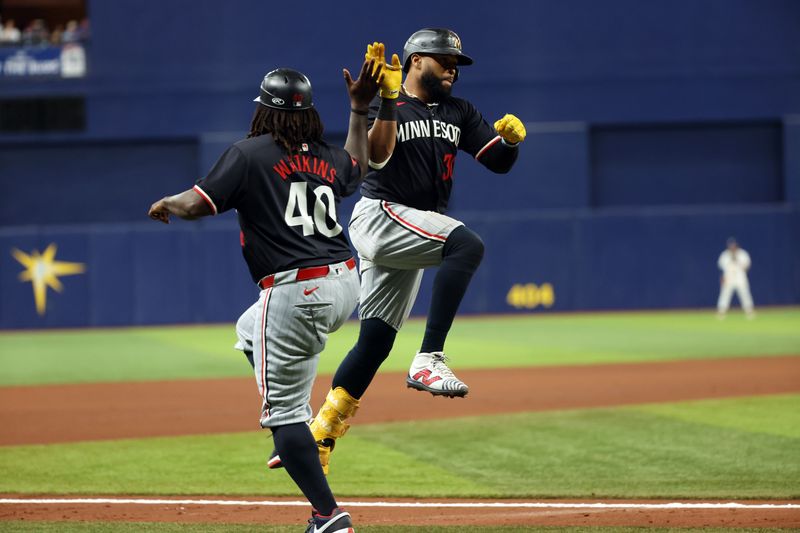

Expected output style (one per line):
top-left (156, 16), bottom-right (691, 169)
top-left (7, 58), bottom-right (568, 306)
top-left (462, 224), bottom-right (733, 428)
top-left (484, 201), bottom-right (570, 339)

top-left (0, 44), bottom-right (86, 79)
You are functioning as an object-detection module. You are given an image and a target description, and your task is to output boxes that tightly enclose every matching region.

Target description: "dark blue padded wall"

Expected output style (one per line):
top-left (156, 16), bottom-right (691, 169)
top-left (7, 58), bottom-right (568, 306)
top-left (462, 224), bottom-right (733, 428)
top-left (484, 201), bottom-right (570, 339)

top-left (448, 123), bottom-right (590, 211)
top-left (2, 207), bottom-right (797, 328)
top-left (786, 117), bottom-right (800, 203)
top-left (0, 218), bottom-right (256, 328)
top-left (0, 141), bottom-right (198, 225)
top-left (1, 0), bottom-right (799, 328)
top-left (590, 122), bottom-right (784, 207)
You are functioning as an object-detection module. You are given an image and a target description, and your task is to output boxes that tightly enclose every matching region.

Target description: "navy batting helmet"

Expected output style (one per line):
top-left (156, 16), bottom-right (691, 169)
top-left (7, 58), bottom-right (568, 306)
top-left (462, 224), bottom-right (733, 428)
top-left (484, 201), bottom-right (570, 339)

top-left (402, 28), bottom-right (473, 72)
top-left (253, 68), bottom-right (313, 110)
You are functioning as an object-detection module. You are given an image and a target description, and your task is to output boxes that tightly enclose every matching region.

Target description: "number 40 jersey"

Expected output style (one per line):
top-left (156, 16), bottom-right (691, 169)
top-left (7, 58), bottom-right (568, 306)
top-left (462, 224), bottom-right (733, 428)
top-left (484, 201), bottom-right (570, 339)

top-left (193, 135), bottom-right (361, 284)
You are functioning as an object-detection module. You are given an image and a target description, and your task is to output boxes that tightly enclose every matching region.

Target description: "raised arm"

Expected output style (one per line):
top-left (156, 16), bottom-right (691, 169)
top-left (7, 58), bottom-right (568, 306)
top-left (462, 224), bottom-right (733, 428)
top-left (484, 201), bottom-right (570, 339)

top-left (369, 101), bottom-right (397, 167)
top-left (343, 58), bottom-right (382, 178)
top-left (364, 42), bottom-right (402, 168)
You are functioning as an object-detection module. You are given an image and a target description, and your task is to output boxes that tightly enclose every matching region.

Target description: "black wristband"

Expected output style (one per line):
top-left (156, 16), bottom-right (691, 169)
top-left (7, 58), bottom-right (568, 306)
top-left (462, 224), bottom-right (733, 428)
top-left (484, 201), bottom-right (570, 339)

top-left (377, 98), bottom-right (397, 121)
top-left (351, 108), bottom-right (368, 116)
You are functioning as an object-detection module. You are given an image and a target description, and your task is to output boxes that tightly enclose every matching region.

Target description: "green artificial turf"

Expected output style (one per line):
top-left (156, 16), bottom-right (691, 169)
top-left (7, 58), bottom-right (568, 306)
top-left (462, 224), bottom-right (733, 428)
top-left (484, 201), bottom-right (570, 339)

top-left (1, 309), bottom-right (798, 386)
top-left (1, 395), bottom-right (796, 499)
top-left (0, 524), bottom-right (791, 533)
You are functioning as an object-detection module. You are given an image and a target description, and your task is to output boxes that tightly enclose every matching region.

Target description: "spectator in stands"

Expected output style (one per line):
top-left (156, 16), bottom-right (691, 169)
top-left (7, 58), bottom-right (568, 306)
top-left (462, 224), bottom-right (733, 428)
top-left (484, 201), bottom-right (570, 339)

top-left (62, 20), bottom-right (80, 43)
top-left (50, 24), bottom-right (64, 46)
top-left (22, 19), bottom-right (49, 46)
top-left (0, 19), bottom-right (22, 46)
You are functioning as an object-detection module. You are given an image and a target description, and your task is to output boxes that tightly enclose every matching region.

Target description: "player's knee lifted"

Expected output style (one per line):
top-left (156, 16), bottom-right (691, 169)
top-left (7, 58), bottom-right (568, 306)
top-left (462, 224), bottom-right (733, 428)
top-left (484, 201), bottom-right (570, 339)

top-left (444, 226), bottom-right (484, 271)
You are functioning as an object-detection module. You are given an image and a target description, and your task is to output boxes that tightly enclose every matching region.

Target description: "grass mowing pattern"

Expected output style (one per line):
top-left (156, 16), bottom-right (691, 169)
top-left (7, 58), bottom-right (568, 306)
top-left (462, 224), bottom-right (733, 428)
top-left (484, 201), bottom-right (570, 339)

top-left (0, 431), bottom-right (481, 496)
top-left (1, 395), bottom-right (796, 499)
top-left (0, 524), bottom-right (792, 533)
top-left (0, 327), bottom-right (247, 386)
top-left (636, 395), bottom-right (800, 439)
top-left (1, 309), bottom-right (799, 386)
top-left (347, 395), bottom-right (800, 499)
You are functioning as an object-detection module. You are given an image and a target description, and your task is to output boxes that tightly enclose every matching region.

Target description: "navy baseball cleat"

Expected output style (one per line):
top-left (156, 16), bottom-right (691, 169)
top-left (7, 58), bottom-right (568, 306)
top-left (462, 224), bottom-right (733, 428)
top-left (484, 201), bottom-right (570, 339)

top-left (305, 507), bottom-right (354, 533)
top-left (406, 351), bottom-right (469, 398)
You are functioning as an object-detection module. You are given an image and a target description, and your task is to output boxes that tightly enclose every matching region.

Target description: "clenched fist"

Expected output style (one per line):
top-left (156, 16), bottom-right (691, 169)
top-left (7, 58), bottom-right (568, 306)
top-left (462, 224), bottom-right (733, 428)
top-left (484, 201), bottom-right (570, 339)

top-left (365, 42), bottom-right (402, 99)
top-left (494, 114), bottom-right (526, 144)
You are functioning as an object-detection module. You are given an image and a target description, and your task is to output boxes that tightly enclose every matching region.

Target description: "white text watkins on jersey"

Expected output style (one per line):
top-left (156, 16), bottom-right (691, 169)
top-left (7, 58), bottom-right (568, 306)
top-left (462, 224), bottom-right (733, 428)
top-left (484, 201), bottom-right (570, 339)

top-left (396, 119), bottom-right (461, 146)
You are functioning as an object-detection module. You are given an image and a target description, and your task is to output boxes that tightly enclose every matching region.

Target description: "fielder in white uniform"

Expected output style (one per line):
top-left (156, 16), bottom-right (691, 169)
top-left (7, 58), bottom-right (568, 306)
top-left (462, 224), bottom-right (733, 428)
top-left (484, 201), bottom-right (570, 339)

top-left (716, 237), bottom-right (755, 318)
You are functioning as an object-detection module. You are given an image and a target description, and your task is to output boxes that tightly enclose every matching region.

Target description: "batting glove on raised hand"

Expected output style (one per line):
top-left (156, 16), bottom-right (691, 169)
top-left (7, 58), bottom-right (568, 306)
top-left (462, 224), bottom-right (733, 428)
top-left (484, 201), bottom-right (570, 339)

top-left (365, 42), bottom-right (402, 99)
top-left (494, 114), bottom-right (526, 144)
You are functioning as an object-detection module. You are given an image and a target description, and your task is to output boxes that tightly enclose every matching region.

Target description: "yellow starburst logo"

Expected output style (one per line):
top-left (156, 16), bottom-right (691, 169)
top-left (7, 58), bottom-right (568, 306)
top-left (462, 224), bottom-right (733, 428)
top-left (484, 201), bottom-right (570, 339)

top-left (11, 243), bottom-right (86, 316)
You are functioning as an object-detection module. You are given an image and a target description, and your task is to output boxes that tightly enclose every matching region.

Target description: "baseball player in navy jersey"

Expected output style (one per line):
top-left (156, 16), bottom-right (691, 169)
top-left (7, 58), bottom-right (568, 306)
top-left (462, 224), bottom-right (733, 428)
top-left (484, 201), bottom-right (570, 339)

top-left (148, 58), bottom-right (383, 533)
top-left (268, 29), bottom-right (526, 476)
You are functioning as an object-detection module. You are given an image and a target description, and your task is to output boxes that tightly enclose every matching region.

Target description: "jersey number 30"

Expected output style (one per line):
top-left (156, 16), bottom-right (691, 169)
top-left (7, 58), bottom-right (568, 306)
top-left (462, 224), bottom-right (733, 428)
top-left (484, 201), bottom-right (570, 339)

top-left (284, 182), bottom-right (342, 238)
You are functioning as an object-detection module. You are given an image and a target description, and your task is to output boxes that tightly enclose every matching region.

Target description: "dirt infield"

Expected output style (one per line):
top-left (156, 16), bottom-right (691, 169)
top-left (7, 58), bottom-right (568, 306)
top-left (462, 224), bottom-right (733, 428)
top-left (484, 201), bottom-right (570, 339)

top-left (1, 354), bottom-right (799, 528)
top-left (2, 496), bottom-right (799, 528)
top-left (1, 355), bottom-right (798, 446)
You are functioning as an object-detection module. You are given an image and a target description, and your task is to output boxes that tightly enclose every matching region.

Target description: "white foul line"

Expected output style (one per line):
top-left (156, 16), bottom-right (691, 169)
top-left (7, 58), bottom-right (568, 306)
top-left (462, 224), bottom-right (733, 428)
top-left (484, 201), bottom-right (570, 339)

top-left (0, 498), bottom-right (798, 510)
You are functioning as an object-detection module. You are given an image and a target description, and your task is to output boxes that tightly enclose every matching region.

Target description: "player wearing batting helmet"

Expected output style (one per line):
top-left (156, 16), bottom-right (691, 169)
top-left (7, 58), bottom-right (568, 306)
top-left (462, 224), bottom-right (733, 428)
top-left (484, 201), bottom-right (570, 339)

top-left (267, 28), bottom-right (526, 476)
top-left (148, 56), bottom-right (383, 533)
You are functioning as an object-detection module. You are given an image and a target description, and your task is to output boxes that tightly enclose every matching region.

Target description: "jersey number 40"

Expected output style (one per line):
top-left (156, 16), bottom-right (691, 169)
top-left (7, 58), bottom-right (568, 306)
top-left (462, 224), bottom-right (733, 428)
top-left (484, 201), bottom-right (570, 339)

top-left (284, 182), bottom-right (342, 238)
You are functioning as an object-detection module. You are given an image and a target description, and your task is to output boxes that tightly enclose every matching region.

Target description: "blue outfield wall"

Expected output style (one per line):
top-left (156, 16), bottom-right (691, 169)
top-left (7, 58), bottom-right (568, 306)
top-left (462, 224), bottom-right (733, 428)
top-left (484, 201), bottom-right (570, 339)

top-left (0, 222), bottom-right (256, 329)
top-left (2, 206), bottom-right (798, 329)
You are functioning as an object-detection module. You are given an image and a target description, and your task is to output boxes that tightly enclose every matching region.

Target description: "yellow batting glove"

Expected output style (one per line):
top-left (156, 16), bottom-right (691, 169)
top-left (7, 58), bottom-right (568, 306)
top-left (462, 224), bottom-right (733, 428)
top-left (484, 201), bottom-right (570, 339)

top-left (365, 42), bottom-right (385, 74)
top-left (380, 53), bottom-right (402, 99)
top-left (365, 42), bottom-right (401, 99)
top-left (494, 114), bottom-right (526, 144)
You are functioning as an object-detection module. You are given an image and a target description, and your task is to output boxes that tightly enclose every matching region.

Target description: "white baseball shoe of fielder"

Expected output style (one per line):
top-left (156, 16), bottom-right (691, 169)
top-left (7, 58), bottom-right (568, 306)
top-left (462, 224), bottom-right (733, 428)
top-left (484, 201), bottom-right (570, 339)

top-left (406, 351), bottom-right (469, 398)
